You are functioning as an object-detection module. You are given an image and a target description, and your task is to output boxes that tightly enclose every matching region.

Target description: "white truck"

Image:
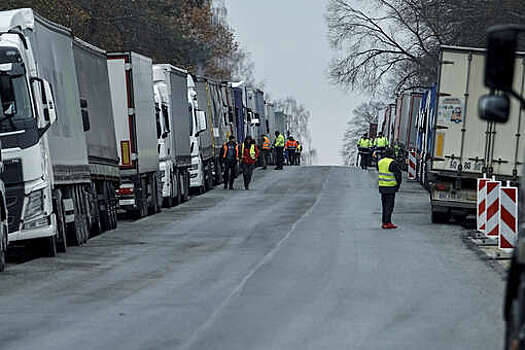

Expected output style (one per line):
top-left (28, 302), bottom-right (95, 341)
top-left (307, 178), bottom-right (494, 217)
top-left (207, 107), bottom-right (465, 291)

top-left (73, 38), bottom-right (119, 233)
top-left (187, 74), bottom-right (209, 194)
top-left (0, 92), bottom-right (9, 270)
top-left (429, 45), bottom-right (525, 222)
top-left (107, 51), bottom-right (160, 217)
top-left (153, 64), bottom-right (191, 206)
top-left (0, 8), bottom-right (93, 256)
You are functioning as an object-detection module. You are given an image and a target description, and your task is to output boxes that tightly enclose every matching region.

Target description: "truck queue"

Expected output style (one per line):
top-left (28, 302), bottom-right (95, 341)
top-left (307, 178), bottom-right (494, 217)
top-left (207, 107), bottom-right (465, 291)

top-left (0, 8), bottom-right (303, 271)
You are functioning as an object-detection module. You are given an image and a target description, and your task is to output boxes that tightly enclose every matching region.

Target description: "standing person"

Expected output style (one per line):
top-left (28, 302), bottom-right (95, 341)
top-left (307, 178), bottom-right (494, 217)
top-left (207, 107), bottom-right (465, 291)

top-left (374, 132), bottom-right (389, 160)
top-left (274, 131), bottom-right (285, 170)
top-left (261, 134), bottom-right (272, 169)
top-left (378, 148), bottom-right (402, 229)
top-left (241, 136), bottom-right (259, 190)
top-left (357, 133), bottom-right (372, 170)
top-left (220, 135), bottom-right (238, 190)
top-left (296, 141), bottom-right (302, 166)
top-left (285, 136), bottom-right (298, 165)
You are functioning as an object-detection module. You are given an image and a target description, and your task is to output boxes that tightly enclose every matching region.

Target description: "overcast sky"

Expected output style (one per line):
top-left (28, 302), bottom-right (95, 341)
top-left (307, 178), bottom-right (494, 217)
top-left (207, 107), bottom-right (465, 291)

top-left (224, 0), bottom-right (366, 165)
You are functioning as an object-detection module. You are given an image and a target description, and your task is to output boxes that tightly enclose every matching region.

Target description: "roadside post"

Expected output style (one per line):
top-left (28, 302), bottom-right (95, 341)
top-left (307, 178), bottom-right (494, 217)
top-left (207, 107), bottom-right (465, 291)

top-left (499, 181), bottom-right (518, 253)
top-left (486, 179), bottom-right (501, 240)
top-left (477, 175), bottom-right (489, 234)
top-left (408, 150), bottom-right (417, 180)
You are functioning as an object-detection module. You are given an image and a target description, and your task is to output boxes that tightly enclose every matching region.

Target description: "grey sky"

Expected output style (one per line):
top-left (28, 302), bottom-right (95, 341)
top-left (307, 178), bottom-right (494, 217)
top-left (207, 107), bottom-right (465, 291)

top-left (224, 0), bottom-right (365, 165)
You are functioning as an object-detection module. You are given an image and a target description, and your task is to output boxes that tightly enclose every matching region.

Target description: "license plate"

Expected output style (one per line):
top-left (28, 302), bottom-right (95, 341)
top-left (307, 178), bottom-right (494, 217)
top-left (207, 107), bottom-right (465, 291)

top-left (119, 199), bottom-right (135, 206)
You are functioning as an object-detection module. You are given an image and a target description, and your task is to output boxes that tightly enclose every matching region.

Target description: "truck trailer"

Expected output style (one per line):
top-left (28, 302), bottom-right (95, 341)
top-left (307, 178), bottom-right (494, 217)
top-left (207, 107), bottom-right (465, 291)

top-left (73, 38), bottom-right (119, 234)
top-left (107, 51), bottom-right (161, 218)
top-left (153, 64), bottom-right (191, 206)
top-left (0, 8), bottom-right (93, 256)
top-left (429, 45), bottom-right (525, 222)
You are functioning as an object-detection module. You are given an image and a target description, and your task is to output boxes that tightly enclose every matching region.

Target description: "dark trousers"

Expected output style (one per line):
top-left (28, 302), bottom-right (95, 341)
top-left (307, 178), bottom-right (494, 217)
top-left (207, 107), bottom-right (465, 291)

top-left (381, 192), bottom-right (396, 224)
top-left (296, 152), bottom-right (301, 165)
top-left (242, 163), bottom-right (254, 189)
top-left (288, 150), bottom-right (296, 165)
top-left (262, 149), bottom-right (269, 169)
top-left (275, 147), bottom-right (284, 169)
top-left (223, 160), bottom-right (237, 189)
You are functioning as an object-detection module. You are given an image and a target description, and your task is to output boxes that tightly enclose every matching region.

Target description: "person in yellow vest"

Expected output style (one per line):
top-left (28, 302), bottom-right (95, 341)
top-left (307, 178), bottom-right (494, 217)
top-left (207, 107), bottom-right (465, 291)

top-left (241, 136), bottom-right (259, 190)
top-left (274, 131), bottom-right (285, 170)
top-left (296, 141), bottom-right (302, 166)
top-left (373, 132), bottom-right (389, 160)
top-left (378, 148), bottom-right (402, 229)
top-left (357, 133), bottom-right (372, 170)
top-left (261, 135), bottom-right (272, 170)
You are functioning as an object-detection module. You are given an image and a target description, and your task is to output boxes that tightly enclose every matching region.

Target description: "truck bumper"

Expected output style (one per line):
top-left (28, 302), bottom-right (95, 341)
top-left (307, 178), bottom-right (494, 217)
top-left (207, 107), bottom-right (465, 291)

top-left (8, 214), bottom-right (56, 242)
top-left (190, 170), bottom-right (203, 188)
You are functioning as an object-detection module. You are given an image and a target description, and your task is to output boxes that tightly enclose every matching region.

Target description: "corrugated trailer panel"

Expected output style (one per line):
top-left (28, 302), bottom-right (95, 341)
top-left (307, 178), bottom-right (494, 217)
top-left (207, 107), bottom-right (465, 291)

top-left (168, 66), bottom-right (191, 167)
top-left (31, 14), bottom-right (90, 183)
top-left (195, 77), bottom-right (214, 160)
top-left (73, 39), bottom-right (119, 178)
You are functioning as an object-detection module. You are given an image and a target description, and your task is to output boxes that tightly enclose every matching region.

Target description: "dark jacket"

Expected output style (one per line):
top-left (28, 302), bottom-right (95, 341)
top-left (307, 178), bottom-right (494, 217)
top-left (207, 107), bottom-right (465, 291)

top-left (379, 159), bottom-right (402, 194)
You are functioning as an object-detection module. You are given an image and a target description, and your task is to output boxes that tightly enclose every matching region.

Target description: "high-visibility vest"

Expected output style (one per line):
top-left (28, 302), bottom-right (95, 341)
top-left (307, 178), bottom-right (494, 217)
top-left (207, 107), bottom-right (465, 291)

top-left (286, 140), bottom-right (298, 150)
top-left (375, 137), bottom-right (389, 148)
top-left (378, 158), bottom-right (398, 187)
top-left (275, 134), bottom-right (285, 147)
top-left (222, 142), bottom-right (238, 159)
top-left (242, 144), bottom-right (257, 160)
top-left (262, 136), bottom-right (271, 150)
top-left (358, 138), bottom-right (371, 148)
top-left (297, 143), bottom-right (302, 152)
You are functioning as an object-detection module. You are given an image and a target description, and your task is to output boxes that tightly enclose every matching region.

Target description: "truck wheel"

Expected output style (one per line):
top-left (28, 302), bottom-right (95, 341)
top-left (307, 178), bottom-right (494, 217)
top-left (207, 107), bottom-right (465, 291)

top-left (40, 235), bottom-right (57, 258)
top-left (56, 212), bottom-right (67, 253)
top-left (0, 224), bottom-right (6, 272)
top-left (431, 210), bottom-right (450, 224)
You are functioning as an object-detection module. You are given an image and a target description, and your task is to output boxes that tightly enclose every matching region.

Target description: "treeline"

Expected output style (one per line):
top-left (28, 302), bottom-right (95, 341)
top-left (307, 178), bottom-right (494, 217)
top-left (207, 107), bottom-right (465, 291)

top-left (0, 0), bottom-right (243, 80)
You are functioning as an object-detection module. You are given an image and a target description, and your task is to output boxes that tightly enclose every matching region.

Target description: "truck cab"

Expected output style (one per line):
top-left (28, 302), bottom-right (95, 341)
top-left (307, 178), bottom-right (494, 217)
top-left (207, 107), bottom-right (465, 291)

top-left (187, 74), bottom-right (207, 193)
top-left (0, 28), bottom-right (58, 256)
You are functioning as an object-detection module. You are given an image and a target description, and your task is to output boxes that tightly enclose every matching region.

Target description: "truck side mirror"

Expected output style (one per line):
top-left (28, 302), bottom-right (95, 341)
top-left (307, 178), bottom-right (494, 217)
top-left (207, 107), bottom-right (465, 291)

top-left (479, 94), bottom-right (511, 123)
top-left (485, 28), bottom-right (518, 91)
top-left (42, 79), bottom-right (57, 124)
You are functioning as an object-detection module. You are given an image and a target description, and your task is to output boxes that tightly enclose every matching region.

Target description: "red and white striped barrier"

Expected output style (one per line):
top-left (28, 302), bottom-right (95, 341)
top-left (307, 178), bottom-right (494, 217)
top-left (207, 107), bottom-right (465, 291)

top-left (486, 180), bottom-right (501, 240)
top-left (499, 184), bottom-right (518, 252)
top-left (477, 178), bottom-right (489, 233)
top-left (408, 150), bottom-right (416, 180)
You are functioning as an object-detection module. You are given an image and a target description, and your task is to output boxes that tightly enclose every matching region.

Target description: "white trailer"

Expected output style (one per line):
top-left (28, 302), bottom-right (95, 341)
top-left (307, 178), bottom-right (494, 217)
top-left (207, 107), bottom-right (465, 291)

top-left (107, 52), bottom-right (160, 217)
top-left (430, 45), bottom-right (525, 222)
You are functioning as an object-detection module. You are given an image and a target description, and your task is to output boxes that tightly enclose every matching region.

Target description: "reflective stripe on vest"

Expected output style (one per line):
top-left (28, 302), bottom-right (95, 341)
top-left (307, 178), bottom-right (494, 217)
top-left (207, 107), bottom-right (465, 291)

top-left (359, 138), bottom-right (370, 148)
top-left (262, 137), bottom-right (271, 150)
top-left (375, 137), bottom-right (388, 148)
top-left (275, 134), bottom-right (285, 147)
top-left (242, 144), bottom-right (257, 160)
top-left (223, 143), bottom-right (238, 159)
top-left (378, 158), bottom-right (398, 187)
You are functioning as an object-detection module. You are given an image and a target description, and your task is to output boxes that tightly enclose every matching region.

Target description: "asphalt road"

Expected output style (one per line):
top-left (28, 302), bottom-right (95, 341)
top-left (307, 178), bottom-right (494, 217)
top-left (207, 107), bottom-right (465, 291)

top-left (0, 166), bottom-right (504, 349)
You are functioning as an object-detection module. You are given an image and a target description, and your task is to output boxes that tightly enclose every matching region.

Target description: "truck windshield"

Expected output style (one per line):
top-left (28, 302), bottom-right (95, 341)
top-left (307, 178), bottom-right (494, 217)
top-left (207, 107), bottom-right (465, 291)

top-left (0, 74), bottom-right (32, 131)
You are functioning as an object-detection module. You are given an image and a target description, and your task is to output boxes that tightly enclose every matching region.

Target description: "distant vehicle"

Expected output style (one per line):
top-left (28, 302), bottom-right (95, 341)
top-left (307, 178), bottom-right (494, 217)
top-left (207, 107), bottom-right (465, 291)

top-left (107, 51), bottom-right (161, 217)
top-left (153, 64), bottom-right (191, 206)
top-left (0, 8), bottom-right (93, 256)
top-left (477, 24), bottom-right (525, 350)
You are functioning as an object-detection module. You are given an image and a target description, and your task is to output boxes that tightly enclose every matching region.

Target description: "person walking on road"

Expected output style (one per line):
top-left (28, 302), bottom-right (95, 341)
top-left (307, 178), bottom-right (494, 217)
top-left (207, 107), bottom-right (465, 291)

top-left (296, 141), bottom-right (302, 166)
top-left (374, 132), bottom-right (389, 160)
top-left (378, 148), bottom-right (402, 229)
top-left (241, 136), bottom-right (259, 190)
top-left (220, 135), bottom-right (238, 190)
top-left (285, 136), bottom-right (298, 166)
top-left (274, 131), bottom-right (285, 170)
top-left (357, 133), bottom-right (372, 170)
top-left (261, 135), bottom-right (272, 169)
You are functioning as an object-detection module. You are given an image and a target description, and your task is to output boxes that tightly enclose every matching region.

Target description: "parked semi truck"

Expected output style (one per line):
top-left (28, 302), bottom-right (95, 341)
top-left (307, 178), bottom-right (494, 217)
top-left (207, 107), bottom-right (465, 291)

top-left (0, 8), bottom-right (94, 256)
top-left (429, 45), bottom-right (525, 223)
top-left (153, 64), bottom-right (191, 206)
top-left (107, 51), bottom-right (161, 217)
top-left (393, 92), bottom-right (422, 151)
top-left (73, 38), bottom-right (119, 234)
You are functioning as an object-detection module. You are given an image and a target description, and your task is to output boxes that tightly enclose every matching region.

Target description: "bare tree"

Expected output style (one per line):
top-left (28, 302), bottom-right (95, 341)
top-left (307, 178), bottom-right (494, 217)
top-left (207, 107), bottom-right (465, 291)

top-left (341, 101), bottom-right (384, 166)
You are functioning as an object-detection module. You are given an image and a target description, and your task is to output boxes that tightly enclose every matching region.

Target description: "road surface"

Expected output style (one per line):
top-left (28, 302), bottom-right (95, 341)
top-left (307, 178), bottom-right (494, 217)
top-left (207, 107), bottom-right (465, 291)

top-left (0, 167), bottom-right (504, 349)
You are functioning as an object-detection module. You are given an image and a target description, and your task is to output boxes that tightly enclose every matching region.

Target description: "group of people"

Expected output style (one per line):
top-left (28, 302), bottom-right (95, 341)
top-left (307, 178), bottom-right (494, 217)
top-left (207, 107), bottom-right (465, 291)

top-left (220, 131), bottom-right (300, 191)
top-left (357, 132), bottom-right (390, 170)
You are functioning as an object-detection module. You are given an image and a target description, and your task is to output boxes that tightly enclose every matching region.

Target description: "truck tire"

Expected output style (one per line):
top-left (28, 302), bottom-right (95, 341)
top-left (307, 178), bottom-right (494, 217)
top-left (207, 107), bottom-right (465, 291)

top-left (53, 190), bottom-right (67, 253)
top-left (431, 209), bottom-right (450, 224)
top-left (40, 235), bottom-right (57, 258)
top-left (0, 224), bottom-right (6, 272)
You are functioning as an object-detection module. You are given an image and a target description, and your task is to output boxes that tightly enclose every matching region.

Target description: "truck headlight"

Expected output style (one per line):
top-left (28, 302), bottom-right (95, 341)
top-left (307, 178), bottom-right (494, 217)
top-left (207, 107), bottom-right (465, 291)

top-left (24, 189), bottom-right (45, 221)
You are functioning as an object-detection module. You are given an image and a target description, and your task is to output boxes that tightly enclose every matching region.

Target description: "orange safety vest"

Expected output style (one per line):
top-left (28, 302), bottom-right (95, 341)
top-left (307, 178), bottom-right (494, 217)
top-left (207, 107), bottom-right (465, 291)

top-left (222, 142), bottom-right (238, 159)
top-left (262, 136), bottom-right (271, 150)
top-left (286, 140), bottom-right (298, 150)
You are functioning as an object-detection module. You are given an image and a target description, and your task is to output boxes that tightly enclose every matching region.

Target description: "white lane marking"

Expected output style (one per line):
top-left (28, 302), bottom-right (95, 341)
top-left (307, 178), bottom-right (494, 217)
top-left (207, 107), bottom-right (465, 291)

top-left (179, 168), bottom-right (330, 350)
